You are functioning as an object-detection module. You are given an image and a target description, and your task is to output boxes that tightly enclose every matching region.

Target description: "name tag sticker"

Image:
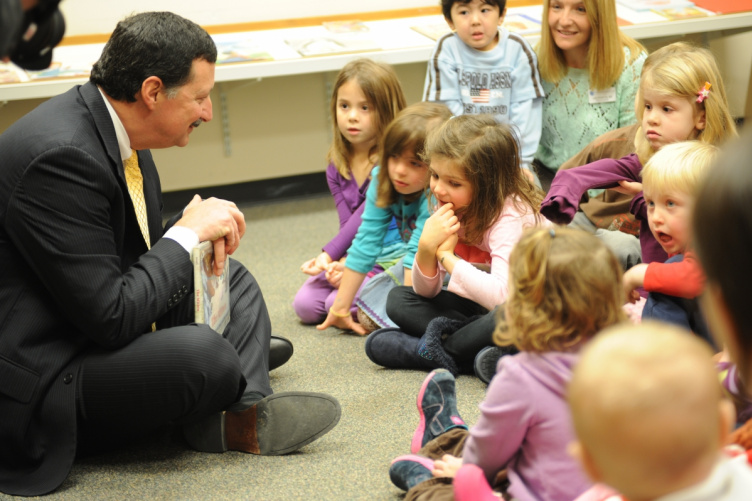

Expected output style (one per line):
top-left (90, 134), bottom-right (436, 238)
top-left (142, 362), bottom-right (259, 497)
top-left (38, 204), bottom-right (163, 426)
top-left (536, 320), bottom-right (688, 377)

top-left (588, 87), bottom-right (616, 104)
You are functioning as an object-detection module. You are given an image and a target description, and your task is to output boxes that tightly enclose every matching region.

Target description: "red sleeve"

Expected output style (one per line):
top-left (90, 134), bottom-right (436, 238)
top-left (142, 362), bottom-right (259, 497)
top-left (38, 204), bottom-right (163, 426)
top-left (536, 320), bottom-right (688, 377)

top-left (643, 251), bottom-right (705, 299)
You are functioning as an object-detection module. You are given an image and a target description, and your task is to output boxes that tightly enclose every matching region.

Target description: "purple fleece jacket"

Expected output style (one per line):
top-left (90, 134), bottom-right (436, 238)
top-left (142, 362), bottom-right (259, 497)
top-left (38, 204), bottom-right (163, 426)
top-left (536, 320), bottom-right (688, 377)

top-left (540, 153), bottom-right (668, 264)
top-left (463, 351), bottom-right (592, 501)
top-left (321, 163), bottom-right (369, 261)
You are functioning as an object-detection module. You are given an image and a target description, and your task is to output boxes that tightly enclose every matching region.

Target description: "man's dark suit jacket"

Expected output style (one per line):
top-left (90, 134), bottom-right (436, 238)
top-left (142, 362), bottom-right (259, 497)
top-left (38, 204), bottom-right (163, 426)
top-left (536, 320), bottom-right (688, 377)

top-left (0, 82), bottom-right (193, 496)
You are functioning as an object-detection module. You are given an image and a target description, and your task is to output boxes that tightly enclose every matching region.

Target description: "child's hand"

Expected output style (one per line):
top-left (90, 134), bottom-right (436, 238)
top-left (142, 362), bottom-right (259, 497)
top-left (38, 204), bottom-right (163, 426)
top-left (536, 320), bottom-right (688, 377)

top-left (436, 232), bottom-right (459, 258)
top-left (325, 260), bottom-right (345, 288)
top-left (301, 251), bottom-right (332, 275)
top-left (317, 309), bottom-right (367, 336)
top-left (623, 263), bottom-right (648, 303)
top-left (432, 454), bottom-right (463, 479)
top-left (420, 203), bottom-right (460, 254)
top-left (613, 180), bottom-right (643, 196)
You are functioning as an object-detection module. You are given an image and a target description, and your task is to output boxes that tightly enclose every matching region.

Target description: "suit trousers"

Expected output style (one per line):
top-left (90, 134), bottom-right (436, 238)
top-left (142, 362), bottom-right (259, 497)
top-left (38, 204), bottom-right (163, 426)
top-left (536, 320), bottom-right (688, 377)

top-left (76, 259), bottom-right (272, 449)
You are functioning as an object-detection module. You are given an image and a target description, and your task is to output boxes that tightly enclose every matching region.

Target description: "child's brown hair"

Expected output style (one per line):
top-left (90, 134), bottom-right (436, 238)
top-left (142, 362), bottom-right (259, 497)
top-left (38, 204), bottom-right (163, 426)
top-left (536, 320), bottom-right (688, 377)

top-left (375, 102), bottom-right (452, 208)
top-left (495, 227), bottom-right (625, 352)
top-left (423, 114), bottom-right (542, 246)
top-left (327, 59), bottom-right (406, 179)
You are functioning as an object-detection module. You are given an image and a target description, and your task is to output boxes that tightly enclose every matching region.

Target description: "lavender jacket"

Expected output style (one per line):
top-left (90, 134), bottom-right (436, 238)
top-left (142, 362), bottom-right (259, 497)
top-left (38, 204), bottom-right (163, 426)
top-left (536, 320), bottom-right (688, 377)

top-left (463, 352), bottom-right (591, 501)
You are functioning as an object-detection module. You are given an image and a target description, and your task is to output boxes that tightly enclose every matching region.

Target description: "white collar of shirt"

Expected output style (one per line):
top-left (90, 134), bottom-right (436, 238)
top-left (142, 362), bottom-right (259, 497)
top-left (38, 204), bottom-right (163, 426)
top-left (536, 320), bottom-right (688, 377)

top-left (96, 86), bottom-right (199, 254)
top-left (97, 86), bottom-right (133, 163)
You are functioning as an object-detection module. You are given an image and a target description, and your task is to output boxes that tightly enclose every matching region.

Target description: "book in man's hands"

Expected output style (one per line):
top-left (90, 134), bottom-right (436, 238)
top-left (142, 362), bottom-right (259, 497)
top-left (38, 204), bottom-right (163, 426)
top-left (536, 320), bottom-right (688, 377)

top-left (192, 241), bottom-right (230, 335)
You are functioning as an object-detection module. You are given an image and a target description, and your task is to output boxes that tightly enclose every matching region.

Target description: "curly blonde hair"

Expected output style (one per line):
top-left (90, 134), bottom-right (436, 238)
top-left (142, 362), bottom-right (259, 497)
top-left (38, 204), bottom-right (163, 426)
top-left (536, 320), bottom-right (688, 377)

top-left (494, 227), bottom-right (626, 352)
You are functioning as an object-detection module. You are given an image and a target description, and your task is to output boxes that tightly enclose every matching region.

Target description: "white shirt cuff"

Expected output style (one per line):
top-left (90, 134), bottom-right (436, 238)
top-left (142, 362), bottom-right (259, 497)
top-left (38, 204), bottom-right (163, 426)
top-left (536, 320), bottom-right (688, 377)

top-left (164, 226), bottom-right (200, 254)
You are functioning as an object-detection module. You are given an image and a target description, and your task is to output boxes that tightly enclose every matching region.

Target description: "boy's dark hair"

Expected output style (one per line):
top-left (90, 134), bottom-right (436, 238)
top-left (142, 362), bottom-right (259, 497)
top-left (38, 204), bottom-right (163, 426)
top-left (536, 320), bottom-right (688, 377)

top-left (441, 0), bottom-right (507, 20)
top-left (90, 12), bottom-right (216, 103)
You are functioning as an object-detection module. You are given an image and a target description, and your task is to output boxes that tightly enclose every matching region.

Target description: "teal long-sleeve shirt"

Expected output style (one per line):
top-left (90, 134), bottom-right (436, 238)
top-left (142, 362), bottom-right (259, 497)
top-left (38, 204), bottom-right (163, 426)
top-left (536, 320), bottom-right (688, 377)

top-left (344, 166), bottom-right (430, 274)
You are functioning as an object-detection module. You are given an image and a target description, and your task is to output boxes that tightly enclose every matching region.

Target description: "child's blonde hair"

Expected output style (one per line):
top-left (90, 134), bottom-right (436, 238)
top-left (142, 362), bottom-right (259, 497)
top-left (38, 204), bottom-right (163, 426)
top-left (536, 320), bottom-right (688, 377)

top-left (327, 59), bottom-right (407, 179)
top-left (634, 42), bottom-right (737, 165)
top-left (537, 0), bottom-right (645, 90)
top-left (375, 102), bottom-right (452, 208)
top-left (569, 321), bottom-right (728, 500)
top-left (494, 227), bottom-right (625, 352)
top-left (641, 140), bottom-right (719, 199)
top-left (423, 114), bottom-right (542, 246)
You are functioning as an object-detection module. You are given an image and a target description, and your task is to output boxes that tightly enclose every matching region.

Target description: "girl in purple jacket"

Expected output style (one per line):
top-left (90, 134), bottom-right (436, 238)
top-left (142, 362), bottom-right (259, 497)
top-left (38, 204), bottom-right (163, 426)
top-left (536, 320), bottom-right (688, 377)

top-left (293, 59), bottom-right (406, 324)
top-left (388, 227), bottom-right (626, 501)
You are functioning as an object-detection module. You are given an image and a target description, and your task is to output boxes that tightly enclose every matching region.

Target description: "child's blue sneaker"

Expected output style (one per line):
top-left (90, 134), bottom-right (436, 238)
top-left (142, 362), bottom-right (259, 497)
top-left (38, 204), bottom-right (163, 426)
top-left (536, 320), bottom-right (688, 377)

top-left (389, 454), bottom-right (435, 491)
top-left (411, 369), bottom-right (467, 453)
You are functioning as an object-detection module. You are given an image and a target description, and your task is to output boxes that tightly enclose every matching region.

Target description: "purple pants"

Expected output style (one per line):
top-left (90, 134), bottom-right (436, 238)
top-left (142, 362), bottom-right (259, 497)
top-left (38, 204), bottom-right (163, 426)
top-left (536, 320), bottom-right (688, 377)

top-left (292, 267), bottom-right (379, 325)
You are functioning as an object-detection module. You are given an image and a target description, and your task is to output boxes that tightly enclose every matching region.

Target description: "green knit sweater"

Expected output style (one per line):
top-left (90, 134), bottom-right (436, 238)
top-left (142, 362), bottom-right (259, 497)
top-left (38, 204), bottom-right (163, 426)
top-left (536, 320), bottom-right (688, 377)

top-left (535, 47), bottom-right (646, 173)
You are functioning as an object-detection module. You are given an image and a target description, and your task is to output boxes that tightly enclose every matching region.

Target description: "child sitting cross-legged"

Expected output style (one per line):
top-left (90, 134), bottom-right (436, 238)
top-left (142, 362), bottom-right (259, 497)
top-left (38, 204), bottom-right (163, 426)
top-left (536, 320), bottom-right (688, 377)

top-left (622, 140), bottom-right (718, 345)
top-left (387, 226), bottom-right (625, 501)
top-left (569, 321), bottom-right (752, 501)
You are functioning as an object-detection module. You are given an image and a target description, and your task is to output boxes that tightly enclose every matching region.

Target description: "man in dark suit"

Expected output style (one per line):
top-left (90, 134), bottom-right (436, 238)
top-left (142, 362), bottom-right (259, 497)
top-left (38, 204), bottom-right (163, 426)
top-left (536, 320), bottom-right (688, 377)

top-left (0, 12), bottom-right (340, 496)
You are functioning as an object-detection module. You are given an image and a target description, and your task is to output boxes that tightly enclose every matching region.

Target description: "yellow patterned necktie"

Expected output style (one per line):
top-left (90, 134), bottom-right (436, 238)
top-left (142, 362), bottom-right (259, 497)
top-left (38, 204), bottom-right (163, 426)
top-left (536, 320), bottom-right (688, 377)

top-left (124, 149), bottom-right (151, 249)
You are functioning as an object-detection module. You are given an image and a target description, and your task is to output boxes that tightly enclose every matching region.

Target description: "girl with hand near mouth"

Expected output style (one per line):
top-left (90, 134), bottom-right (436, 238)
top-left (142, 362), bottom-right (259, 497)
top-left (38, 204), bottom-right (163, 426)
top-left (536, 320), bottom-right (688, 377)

top-left (541, 42), bottom-right (738, 271)
top-left (316, 102), bottom-right (452, 336)
top-left (367, 114), bottom-right (545, 375)
top-left (534, 0), bottom-right (646, 191)
top-left (293, 59), bottom-right (406, 325)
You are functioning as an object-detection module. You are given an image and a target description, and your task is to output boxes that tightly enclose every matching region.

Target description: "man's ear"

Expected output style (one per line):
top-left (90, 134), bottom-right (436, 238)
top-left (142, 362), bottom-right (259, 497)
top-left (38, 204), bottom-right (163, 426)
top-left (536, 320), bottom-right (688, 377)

top-left (140, 76), bottom-right (164, 110)
top-left (568, 440), bottom-right (603, 483)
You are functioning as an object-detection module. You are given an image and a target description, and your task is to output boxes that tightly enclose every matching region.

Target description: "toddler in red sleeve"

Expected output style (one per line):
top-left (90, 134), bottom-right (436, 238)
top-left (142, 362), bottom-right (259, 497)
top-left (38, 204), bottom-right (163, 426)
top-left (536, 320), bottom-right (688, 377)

top-left (622, 140), bottom-right (718, 346)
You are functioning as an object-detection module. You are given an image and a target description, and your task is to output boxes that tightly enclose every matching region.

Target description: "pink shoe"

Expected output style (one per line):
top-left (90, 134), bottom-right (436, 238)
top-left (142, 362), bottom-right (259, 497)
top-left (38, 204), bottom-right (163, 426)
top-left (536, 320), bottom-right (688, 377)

top-left (453, 464), bottom-right (499, 501)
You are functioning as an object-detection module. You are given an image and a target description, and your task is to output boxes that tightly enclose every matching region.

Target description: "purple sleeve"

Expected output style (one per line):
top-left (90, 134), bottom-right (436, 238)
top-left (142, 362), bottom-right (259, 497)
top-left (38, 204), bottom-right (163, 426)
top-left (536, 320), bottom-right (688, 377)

top-left (462, 356), bottom-right (532, 481)
top-left (321, 164), bottom-right (369, 261)
top-left (541, 154), bottom-right (643, 224)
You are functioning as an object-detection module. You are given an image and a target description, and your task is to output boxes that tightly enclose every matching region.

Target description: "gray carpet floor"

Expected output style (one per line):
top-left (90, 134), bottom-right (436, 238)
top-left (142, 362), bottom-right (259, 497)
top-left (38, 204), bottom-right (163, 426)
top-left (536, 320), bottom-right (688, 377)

top-left (2, 195), bottom-right (487, 501)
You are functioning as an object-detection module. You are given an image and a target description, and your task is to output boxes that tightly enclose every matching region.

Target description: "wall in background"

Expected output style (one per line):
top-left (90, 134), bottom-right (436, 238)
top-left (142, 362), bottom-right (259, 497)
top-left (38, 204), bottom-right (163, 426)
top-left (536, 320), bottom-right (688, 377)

top-left (59, 0), bottom-right (438, 35)
top-left (2, 3), bottom-right (750, 194)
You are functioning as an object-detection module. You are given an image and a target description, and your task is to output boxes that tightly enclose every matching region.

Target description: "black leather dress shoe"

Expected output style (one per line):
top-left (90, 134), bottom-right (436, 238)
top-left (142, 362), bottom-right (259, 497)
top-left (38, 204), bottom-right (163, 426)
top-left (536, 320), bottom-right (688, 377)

top-left (183, 392), bottom-right (341, 455)
top-left (269, 335), bottom-right (293, 371)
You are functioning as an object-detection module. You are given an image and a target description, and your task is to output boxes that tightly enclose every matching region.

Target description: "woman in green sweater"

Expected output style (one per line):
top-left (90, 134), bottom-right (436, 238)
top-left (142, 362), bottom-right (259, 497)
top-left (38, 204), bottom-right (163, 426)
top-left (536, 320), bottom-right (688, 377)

top-left (534, 0), bottom-right (646, 191)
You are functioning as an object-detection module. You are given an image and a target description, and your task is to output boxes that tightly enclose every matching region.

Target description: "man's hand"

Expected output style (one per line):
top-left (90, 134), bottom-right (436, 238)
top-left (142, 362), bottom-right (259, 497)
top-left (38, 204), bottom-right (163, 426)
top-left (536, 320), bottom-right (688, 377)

top-left (175, 195), bottom-right (245, 275)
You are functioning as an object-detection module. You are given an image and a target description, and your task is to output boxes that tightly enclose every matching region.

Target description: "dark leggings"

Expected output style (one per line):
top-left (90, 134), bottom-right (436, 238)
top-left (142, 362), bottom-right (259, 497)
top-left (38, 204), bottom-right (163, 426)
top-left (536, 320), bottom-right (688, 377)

top-left (386, 286), bottom-right (497, 366)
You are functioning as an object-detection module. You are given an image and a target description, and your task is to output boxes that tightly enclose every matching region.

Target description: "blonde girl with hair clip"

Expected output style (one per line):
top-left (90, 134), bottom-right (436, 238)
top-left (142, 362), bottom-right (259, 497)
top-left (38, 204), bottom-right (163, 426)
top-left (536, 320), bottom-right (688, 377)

top-left (541, 41), bottom-right (737, 269)
top-left (317, 102), bottom-right (452, 335)
top-left (534, 0), bottom-right (646, 189)
top-left (293, 58), bottom-right (406, 325)
top-left (367, 114), bottom-right (544, 376)
top-left (387, 227), bottom-right (626, 501)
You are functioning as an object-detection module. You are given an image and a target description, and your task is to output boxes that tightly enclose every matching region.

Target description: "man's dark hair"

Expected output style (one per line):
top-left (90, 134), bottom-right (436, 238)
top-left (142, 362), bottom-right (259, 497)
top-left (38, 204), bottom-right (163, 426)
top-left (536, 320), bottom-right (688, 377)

top-left (90, 11), bottom-right (217, 102)
top-left (441, 0), bottom-right (507, 20)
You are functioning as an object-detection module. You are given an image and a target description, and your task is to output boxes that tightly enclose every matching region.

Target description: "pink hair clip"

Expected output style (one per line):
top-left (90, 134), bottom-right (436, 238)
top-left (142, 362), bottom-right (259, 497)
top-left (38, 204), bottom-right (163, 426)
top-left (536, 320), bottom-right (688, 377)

top-left (696, 82), bottom-right (711, 104)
